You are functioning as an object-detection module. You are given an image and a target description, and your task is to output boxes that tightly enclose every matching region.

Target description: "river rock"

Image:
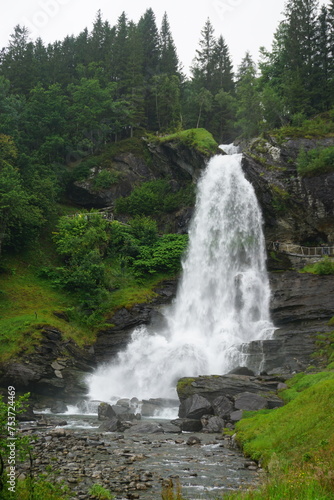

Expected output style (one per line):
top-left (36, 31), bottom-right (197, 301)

top-left (178, 394), bottom-right (213, 419)
top-left (200, 415), bottom-right (225, 433)
top-left (171, 418), bottom-right (203, 432)
top-left (158, 422), bottom-right (181, 434)
top-left (230, 410), bottom-right (243, 422)
top-left (212, 395), bottom-right (234, 418)
top-left (126, 422), bottom-right (163, 434)
top-left (98, 402), bottom-right (116, 421)
top-left (186, 436), bottom-right (201, 446)
top-left (234, 392), bottom-right (268, 411)
top-left (98, 417), bottom-right (123, 432)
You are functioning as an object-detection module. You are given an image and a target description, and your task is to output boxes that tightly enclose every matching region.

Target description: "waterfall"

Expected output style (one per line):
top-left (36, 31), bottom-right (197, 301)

top-left (87, 147), bottom-right (274, 401)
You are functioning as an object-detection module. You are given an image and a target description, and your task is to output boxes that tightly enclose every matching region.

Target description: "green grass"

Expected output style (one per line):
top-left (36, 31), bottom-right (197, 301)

top-left (300, 257), bottom-right (334, 275)
top-left (0, 256), bottom-right (92, 359)
top-left (153, 128), bottom-right (219, 156)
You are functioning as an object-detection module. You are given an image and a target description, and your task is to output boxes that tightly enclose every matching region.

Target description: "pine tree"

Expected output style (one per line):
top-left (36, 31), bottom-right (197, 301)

top-left (236, 52), bottom-right (262, 137)
top-left (191, 18), bottom-right (216, 92)
top-left (137, 8), bottom-right (160, 79)
top-left (314, 5), bottom-right (331, 110)
top-left (112, 12), bottom-right (129, 87)
top-left (212, 35), bottom-right (234, 94)
top-left (1, 25), bottom-right (36, 94)
top-left (159, 12), bottom-right (179, 76)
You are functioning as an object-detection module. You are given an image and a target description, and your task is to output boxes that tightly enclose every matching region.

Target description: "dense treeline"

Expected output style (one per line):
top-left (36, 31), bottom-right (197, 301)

top-left (1, 0), bottom-right (334, 257)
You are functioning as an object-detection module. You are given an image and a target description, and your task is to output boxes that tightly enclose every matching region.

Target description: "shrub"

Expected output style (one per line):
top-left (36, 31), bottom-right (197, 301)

top-left (133, 234), bottom-right (188, 277)
top-left (89, 484), bottom-right (114, 500)
top-left (115, 180), bottom-right (194, 216)
top-left (301, 257), bottom-right (334, 275)
top-left (93, 169), bottom-right (119, 190)
top-left (297, 146), bottom-right (334, 177)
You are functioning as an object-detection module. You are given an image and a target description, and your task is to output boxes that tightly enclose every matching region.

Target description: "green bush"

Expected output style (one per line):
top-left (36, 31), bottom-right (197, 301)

top-left (297, 146), bottom-right (334, 177)
top-left (133, 234), bottom-right (188, 277)
top-left (93, 169), bottom-right (119, 190)
top-left (301, 257), bottom-right (334, 275)
top-left (115, 180), bottom-right (194, 216)
top-left (89, 484), bottom-right (114, 499)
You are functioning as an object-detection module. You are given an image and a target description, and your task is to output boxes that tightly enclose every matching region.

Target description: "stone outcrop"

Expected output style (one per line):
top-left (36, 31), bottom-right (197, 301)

top-left (0, 327), bottom-right (96, 402)
top-left (67, 138), bottom-right (213, 209)
top-left (240, 136), bottom-right (334, 243)
top-left (175, 373), bottom-right (285, 432)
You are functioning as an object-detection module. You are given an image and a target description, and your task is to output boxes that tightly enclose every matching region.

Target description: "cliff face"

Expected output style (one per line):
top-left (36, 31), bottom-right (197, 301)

top-left (67, 138), bottom-right (212, 209)
top-left (240, 136), bottom-right (334, 244)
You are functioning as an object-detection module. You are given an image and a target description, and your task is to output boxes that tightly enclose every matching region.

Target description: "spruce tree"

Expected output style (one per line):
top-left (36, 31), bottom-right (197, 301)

top-left (159, 12), bottom-right (179, 76)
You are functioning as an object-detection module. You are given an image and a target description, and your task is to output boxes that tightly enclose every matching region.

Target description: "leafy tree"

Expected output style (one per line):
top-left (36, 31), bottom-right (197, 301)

top-left (0, 135), bottom-right (43, 255)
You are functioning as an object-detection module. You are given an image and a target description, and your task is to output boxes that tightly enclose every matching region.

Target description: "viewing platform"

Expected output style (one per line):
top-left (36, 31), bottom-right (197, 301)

top-left (268, 242), bottom-right (334, 258)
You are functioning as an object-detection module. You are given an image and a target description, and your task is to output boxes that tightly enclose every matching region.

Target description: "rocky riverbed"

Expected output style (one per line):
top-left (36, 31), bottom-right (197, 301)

top-left (17, 414), bottom-right (264, 500)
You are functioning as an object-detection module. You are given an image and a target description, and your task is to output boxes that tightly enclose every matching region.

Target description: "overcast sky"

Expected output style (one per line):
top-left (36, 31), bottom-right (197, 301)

top-left (1, 0), bottom-right (331, 74)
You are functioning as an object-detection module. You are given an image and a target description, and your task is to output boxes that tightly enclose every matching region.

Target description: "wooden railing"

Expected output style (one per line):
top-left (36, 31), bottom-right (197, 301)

top-left (269, 241), bottom-right (334, 257)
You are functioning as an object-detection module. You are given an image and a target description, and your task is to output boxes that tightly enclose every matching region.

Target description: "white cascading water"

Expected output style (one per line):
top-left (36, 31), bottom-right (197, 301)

top-left (87, 146), bottom-right (274, 402)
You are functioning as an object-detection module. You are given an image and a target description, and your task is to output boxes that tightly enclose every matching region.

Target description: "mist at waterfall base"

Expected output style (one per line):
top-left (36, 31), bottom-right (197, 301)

top-left (87, 147), bottom-right (275, 402)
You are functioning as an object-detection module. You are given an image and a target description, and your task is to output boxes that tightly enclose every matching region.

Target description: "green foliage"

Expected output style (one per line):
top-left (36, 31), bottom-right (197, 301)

top-left (115, 179), bottom-right (194, 216)
top-left (133, 234), bottom-right (188, 277)
top-left (93, 169), bottom-right (119, 190)
top-left (156, 128), bottom-right (218, 156)
top-left (15, 477), bottom-right (70, 500)
top-left (297, 145), bottom-right (334, 177)
top-left (89, 483), bottom-right (114, 500)
top-left (300, 257), bottom-right (334, 275)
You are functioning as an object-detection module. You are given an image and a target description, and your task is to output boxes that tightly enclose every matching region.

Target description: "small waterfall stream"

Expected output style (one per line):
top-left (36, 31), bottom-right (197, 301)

top-left (87, 146), bottom-right (274, 401)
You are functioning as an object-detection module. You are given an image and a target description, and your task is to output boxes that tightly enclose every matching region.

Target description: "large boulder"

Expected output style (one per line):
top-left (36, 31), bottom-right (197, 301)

top-left (98, 402), bottom-right (116, 421)
top-left (171, 418), bottom-right (203, 432)
top-left (212, 395), bottom-right (234, 418)
top-left (200, 415), bottom-right (225, 433)
top-left (178, 394), bottom-right (213, 419)
top-left (234, 392), bottom-right (268, 411)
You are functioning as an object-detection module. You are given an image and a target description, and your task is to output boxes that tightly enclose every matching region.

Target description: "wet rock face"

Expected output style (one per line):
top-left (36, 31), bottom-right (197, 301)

top-left (0, 328), bottom-right (96, 400)
top-left (241, 136), bottom-right (334, 243)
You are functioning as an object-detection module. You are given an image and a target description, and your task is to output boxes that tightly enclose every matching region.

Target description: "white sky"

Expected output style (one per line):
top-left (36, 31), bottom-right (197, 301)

top-left (0, 0), bottom-right (331, 74)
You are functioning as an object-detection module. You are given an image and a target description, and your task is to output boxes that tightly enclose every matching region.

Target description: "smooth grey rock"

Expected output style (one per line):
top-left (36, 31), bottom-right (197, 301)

top-left (234, 392), bottom-right (267, 411)
top-left (230, 410), bottom-right (243, 422)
